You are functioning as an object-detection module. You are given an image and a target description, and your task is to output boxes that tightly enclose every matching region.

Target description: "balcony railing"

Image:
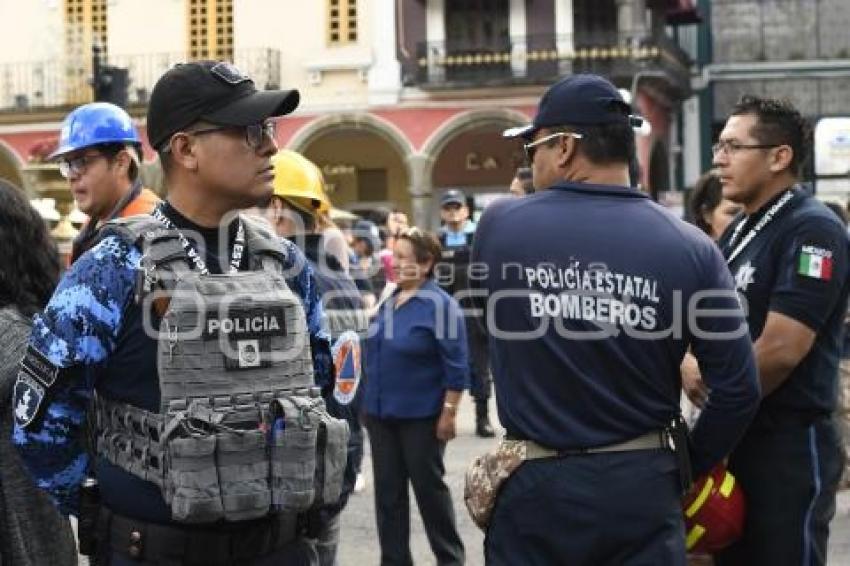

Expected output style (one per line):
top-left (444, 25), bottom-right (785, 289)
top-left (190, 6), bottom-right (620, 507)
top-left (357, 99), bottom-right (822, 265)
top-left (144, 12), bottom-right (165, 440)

top-left (404, 33), bottom-right (692, 92)
top-left (0, 48), bottom-right (282, 113)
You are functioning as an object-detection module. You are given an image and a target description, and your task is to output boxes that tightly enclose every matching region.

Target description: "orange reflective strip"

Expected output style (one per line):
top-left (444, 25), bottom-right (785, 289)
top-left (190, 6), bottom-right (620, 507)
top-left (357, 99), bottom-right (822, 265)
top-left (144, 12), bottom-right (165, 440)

top-left (685, 476), bottom-right (714, 518)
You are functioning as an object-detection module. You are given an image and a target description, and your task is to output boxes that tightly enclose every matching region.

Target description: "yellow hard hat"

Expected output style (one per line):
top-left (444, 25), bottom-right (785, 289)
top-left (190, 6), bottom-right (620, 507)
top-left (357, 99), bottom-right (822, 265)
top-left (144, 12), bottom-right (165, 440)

top-left (271, 150), bottom-right (331, 215)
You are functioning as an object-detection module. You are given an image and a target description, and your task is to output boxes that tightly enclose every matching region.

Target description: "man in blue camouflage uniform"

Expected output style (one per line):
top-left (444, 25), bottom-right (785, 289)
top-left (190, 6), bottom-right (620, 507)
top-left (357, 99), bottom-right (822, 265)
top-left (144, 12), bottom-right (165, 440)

top-left (13, 61), bottom-right (330, 565)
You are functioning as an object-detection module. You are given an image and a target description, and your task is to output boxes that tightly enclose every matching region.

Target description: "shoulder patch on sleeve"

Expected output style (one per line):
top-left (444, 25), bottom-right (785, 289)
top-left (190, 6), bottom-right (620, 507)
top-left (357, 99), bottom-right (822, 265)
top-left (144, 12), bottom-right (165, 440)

top-left (20, 345), bottom-right (60, 388)
top-left (13, 370), bottom-right (46, 429)
top-left (332, 330), bottom-right (362, 405)
top-left (797, 244), bottom-right (834, 281)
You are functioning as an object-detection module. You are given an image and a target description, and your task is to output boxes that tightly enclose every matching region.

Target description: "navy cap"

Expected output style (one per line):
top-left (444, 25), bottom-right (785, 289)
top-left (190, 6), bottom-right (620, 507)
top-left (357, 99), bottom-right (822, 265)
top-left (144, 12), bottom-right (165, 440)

top-left (440, 189), bottom-right (466, 207)
top-left (503, 74), bottom-right (632, 140)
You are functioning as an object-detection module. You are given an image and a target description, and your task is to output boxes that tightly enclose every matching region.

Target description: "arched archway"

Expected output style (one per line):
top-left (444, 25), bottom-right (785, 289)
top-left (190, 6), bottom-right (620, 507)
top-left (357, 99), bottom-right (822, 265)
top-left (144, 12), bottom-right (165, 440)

top-left (420, 108), bottom-right (530, 164)
top-left (420, 108), bottom-right (530, 227)
top-left (288, 113), bottom-right (414, 215)
top-left (0, 141), bottom-right (24, 190)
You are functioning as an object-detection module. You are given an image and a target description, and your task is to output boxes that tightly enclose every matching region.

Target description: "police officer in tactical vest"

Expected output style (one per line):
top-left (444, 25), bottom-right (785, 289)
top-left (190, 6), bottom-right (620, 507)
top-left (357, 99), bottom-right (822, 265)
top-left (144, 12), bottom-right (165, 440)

top-left (437, 189), bottom-right (495, 437)
top-left (258, 149), bottom-right (368, 565)
top-left (12, 61), bottom-right (346, 566)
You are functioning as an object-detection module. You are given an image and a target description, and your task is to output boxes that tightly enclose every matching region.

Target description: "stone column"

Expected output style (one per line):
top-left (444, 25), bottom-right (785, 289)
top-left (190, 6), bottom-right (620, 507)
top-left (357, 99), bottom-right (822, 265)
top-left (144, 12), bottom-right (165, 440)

top-left (407, 153), bottom-right (434, 229)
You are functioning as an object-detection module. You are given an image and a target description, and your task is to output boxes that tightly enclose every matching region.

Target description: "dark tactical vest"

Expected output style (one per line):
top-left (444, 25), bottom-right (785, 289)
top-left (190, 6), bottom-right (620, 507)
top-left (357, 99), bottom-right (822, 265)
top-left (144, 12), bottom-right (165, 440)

top-left (93, 214), bottom-right (349, 524)
top-left (437, 230), bottom-right (475, 307)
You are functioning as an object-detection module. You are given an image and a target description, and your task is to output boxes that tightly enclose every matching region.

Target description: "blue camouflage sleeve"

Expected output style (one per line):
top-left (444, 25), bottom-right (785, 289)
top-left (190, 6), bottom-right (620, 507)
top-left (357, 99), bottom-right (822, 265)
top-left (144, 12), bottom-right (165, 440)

top-left (278, 238), bottom-right (334, 390)
top-left (12, 235), bottom-right (140, 515)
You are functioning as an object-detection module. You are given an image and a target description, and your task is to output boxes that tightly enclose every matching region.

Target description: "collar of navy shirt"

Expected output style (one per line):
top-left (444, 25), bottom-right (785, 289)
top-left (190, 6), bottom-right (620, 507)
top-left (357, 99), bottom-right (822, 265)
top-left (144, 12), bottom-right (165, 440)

top-left (546, 181), bottom-right (650, 200)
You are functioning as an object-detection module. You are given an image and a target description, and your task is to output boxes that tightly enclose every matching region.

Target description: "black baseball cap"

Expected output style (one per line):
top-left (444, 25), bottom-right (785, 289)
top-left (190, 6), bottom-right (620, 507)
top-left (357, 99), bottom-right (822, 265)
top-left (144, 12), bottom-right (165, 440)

top-left (147, 61), bottom-right (300, 150)
top-left (440, 189), bottom-right (466, 207)
top-left (503, 74), bottom-right (633, 140)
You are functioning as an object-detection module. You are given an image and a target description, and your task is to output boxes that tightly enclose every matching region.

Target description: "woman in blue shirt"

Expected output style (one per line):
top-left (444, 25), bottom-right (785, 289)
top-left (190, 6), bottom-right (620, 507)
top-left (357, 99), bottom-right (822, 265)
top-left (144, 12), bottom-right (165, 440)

top-left (364, 227), bottom-right (468, 566)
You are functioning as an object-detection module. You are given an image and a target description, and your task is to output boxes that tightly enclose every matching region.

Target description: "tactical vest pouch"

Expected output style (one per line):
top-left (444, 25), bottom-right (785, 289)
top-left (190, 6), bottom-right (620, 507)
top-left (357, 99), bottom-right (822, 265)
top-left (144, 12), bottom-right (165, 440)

top-left (269, 396), bottom-right (318, 512)
top-left (216, 429), bottom-right (271, 521)
top-left (314, 411), bottom-right (350, 506)
top-left (167, 434), bottom-right (224, 523)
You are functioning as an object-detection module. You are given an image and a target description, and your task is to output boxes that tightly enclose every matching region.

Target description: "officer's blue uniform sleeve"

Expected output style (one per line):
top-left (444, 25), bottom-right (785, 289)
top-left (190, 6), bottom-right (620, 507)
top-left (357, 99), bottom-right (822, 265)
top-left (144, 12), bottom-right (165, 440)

top-left (437, 295), bottom-right (470, 391)
top-left (769, 217), bottom-right (849, 332)
top-left (688, 243), bottom-right (760, 476)
top-left (12, 235), bottom-right (139, 515)
top-left (279, 238), bottom-right (334, 389)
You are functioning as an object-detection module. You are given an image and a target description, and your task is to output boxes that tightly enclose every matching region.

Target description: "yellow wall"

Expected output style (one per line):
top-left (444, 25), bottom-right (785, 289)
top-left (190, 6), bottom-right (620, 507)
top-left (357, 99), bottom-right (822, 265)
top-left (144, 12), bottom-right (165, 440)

top-left (302, 131), bottom-right (409, 214)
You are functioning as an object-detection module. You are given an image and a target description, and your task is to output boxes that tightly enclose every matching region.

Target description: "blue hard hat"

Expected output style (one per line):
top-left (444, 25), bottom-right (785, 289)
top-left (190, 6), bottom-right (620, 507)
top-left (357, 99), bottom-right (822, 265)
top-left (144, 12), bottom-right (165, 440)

top-left (50, 102), bottom-right (141, 159)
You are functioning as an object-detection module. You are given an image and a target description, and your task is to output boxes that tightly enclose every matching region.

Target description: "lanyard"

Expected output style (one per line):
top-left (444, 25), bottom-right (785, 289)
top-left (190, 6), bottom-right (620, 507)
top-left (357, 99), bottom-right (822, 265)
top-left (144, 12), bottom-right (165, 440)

top-left (151, 203), bottom-right (245, 275)
top-left (725, 188), bottom-right (796, 266)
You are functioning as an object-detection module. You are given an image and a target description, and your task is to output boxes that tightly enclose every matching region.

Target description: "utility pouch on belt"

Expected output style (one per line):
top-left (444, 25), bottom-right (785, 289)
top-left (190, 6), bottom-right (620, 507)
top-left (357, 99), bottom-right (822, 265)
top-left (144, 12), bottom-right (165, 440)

top-left (463, 440), bottom-right (526, 530)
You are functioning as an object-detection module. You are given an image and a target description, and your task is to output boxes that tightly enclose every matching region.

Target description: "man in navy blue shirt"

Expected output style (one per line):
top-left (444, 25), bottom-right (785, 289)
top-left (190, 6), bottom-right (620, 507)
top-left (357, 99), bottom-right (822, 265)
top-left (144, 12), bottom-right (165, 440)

top-left (703, 96), bottom-right (849, 566)
top-left (473, 74), bottom-right (760, 565)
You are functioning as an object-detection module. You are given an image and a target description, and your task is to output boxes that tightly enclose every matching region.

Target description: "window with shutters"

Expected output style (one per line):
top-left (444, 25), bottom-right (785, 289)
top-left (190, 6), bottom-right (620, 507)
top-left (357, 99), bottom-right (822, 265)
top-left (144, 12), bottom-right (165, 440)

top-left (63, 0), bottom-right (108, 103)
top-left (328, 0), bottom-right (357, 45)
top-left (188, 0), bottom-right (233, 61)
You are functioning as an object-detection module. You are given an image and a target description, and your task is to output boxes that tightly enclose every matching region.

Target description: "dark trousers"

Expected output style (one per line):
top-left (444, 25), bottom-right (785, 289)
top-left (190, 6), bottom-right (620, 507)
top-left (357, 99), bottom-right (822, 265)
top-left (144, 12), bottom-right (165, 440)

top-left (715, 418), bottom-right (844, 566)
top-left (485, 450), bottom-right (686, 566)
top-left (107, 539), bottom-right (317, 565)
top-left (466, 316), bottom-right (491, 402)
top-left (366, 416), bottom-right (465, 566)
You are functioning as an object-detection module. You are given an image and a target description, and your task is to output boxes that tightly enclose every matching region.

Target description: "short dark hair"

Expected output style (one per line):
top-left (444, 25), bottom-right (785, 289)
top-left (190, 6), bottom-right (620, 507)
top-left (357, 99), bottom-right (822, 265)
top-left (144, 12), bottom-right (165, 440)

top-left (515, 167), bottom-right (534, 194)
top-left (552, 121), bottom-right (635, 165)
top-left (0, 179), bottom-right (60, 317)
top-left (278, 196), bottom-right (317, 232)
top-left (98, 142), bottom-right (141, 181)
top-left (398, 227), bottom-right (442, 277)
top-left (157, 149), bottom-right (173, 177)
top-left (731, 95), bottom-right (811, 177)
top-left (688, 173), bottom-right (723, 235)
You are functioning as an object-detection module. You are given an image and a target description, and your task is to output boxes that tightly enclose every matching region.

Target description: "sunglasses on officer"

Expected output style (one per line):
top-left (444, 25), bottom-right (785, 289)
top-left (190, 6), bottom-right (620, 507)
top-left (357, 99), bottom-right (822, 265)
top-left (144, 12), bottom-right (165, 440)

top-left (523, 131), bottom-right (583, 162)
top-left (185, 121), bottom-right (277, 150)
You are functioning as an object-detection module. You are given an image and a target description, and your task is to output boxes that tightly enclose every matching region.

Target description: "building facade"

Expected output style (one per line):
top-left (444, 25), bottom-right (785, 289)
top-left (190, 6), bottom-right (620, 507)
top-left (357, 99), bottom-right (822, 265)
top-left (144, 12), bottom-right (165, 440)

top-left (681, 0), bottom-right (850, 200)
top-left (0, 0), bottom-right (697, 228)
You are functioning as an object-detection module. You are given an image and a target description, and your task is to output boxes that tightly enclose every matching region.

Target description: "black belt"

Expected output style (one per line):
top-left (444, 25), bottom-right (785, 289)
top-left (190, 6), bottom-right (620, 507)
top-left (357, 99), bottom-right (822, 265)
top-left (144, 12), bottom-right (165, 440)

top-left (99, 507), bottom-right (301, 566)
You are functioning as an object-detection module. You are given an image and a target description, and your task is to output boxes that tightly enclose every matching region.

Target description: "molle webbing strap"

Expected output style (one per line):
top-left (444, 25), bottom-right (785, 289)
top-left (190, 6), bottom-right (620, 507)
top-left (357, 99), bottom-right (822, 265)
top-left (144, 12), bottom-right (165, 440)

top-left (94, 394), bottom-right (167, 488)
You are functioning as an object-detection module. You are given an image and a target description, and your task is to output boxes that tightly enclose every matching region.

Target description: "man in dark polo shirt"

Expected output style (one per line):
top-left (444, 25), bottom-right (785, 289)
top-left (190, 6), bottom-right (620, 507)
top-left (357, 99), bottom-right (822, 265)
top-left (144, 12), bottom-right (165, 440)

top-left (708, 96), bottom-right (849, 566)
top-left (474, 74), bottom-right (760, 565)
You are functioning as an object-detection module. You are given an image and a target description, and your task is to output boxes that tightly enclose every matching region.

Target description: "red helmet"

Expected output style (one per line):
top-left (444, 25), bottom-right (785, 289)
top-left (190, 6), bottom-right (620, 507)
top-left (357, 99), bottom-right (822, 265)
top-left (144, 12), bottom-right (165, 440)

top-left (682, 464), bottom-right (746, 553)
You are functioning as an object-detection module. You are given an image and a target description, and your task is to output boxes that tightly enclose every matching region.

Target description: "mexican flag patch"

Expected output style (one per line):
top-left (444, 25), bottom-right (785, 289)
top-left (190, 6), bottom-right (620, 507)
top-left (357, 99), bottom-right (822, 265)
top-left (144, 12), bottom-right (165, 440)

top-left (798, 245), bottom-right (833, 280)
